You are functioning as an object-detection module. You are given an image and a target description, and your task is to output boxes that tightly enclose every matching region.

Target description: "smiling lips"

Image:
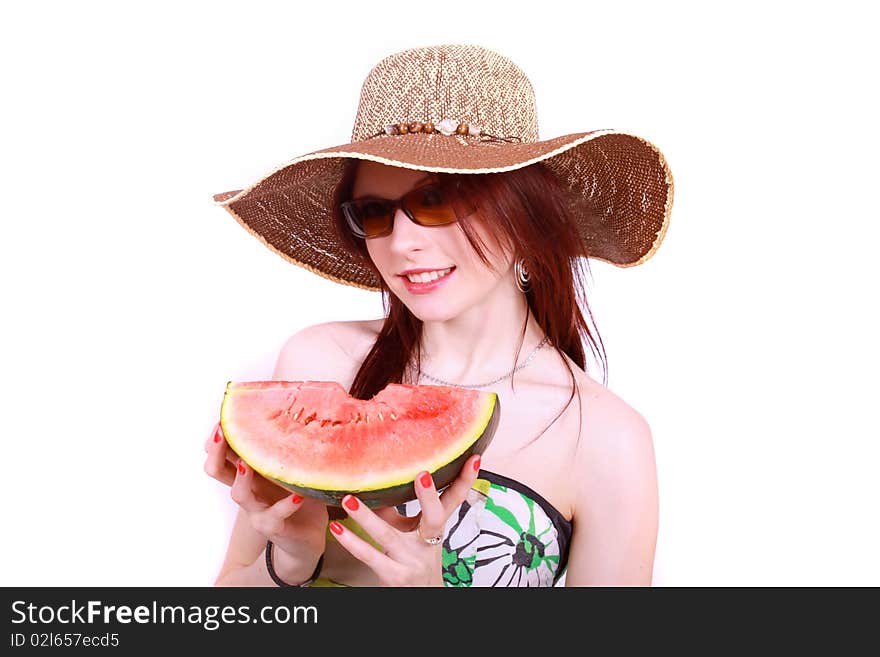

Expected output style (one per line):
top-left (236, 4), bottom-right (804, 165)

top-left (402, 267), bottom-right (454, 283)
top-left (399, 266), bottom-right (456, 294)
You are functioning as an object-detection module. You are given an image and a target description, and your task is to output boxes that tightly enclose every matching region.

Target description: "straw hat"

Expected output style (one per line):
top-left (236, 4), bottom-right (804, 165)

top-left (212, 44), bottom-right (674, 292)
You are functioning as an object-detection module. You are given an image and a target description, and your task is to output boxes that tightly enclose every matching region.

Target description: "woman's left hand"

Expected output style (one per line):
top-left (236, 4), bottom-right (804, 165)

top-left (330, 453), bottom-right (482, 587)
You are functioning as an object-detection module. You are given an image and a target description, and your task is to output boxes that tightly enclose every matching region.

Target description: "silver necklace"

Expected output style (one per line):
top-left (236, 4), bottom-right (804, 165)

top-left (417, 335), bottom-right (550, 388)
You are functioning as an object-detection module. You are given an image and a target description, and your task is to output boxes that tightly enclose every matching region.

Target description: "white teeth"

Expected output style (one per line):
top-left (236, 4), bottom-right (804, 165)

top-left (406, 267), bottom-right (452, 283)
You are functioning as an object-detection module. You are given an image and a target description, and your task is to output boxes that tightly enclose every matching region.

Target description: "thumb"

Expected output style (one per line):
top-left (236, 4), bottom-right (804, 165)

top-left (268, 490), bottom-right (306, 523)
top-left (374, 504), bottom-right (413, 532)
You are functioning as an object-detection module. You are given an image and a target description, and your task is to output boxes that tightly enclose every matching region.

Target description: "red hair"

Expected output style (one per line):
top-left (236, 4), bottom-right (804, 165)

top-left (331, 159), bottom-right (607, 450)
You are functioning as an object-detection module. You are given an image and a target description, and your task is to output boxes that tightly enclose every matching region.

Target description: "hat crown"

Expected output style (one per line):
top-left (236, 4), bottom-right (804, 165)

top-left (350, 44), bottom-right (539, 143)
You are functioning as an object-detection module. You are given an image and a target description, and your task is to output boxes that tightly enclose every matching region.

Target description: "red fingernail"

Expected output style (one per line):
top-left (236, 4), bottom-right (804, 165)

top-left (213, 426), bottom-right (222, 443)
top-left (329, 521), bottom-right (344, 535)
top-left (473, 456), bottom-right (481, 472)
top-left (343, 495), bottom-right (359, 511)
top-left (291, 494), bottom-right (303, 504)
top-left (420, 472), bottom-right (433, 489)
top-left (237, 461), bottom-right (246, 475)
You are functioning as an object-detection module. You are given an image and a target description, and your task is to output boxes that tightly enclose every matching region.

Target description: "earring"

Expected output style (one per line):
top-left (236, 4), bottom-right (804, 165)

top-left (514, 257), bottom-right (531, 293)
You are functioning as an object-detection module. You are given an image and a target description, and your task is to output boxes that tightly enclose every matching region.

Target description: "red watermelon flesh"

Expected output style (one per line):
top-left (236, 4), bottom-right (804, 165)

top-left (219, 380), bottom-right (500, 507)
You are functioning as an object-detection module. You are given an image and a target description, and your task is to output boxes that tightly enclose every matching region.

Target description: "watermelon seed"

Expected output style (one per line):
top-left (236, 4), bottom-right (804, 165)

top-left (377, 412), bottom-right (384, 421)
top-left (293, 410), bottom-right (301, 421)
top-left (390, 412), bottom-right (397, 420)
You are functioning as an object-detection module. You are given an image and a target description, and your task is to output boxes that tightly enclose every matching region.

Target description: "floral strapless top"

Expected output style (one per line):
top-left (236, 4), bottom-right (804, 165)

top-left (311, 469), bottom-right (573, 587)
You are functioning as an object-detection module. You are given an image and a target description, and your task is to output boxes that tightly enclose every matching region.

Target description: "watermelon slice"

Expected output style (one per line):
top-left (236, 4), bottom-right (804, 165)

top-left (219, 380), bottom-right (500, 508)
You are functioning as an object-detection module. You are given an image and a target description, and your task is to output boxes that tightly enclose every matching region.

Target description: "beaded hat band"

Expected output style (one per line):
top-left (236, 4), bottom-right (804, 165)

top-left (372, 118), bottom-right (522, 143)
top-left (212, 44), bottom-right (675, 292)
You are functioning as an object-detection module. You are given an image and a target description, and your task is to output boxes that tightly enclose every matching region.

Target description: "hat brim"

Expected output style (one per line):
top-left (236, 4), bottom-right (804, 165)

top-left (213, 129), bottom-right (673, 291)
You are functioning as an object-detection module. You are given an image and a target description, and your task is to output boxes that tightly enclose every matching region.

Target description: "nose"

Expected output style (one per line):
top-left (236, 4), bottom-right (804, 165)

top-left (386, 206), bottom-right (430, 252)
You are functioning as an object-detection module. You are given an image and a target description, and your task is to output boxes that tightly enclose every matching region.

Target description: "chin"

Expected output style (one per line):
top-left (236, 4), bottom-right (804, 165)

top-left (401, 296), bottom-right (464, 322)
top-left (407, 306), bottom-right (457, 323)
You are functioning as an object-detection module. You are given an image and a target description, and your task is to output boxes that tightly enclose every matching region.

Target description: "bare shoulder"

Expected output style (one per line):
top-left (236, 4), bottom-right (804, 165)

top-left (554, 350), bottom-right (651, 439)
top-left (272, 318), bottom-right (382, 386)
top-left (573, 367), bottom-right (653, 460)
top-left (568, 366), bottom-right (657, 511)
top-left (563, 367), bottom-right (659, 585)
top-left (583, 373), bottom-right (650, 434)
top-left (330, 318), bottom-right (384, 357)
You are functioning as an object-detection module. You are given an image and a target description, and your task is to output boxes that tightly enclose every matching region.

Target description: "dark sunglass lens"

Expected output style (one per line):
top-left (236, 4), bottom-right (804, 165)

top-left (451, 194), bottom-right (476, 219)
top-left (418, 186), bottom-right (446, 207)
top-left (359, 199), bottom-right (393, 237)
top-left (409, 185), bottom-right (458, 226)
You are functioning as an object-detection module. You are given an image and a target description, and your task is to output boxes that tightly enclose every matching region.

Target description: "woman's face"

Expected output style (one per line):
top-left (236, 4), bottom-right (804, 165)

top-left (351, 160), bottom-right (513, 322)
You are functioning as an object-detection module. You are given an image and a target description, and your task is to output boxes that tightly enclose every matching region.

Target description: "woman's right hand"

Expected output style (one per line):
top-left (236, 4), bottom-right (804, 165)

top-left (204, 422), bottom-right (287, 501)
top-left (204, 422), bottom-right (328, 580)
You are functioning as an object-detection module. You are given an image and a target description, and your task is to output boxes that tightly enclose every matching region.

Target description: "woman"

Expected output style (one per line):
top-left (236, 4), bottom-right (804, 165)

top-left (204, 44), bottom-right (674, 587)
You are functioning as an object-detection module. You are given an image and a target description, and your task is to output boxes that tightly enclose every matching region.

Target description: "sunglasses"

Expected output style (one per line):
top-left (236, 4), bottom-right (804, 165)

top-left (341, 180), bottom-right (475, 239)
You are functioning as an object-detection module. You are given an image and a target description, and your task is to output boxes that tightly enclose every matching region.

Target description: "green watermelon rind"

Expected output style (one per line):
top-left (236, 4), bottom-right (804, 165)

top-left (220, 383), bottom-right (500, 509)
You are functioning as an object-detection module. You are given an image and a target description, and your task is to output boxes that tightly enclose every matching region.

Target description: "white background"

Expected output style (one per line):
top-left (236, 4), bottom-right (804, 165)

top-left (2, 1), bottom-right (877, 586)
